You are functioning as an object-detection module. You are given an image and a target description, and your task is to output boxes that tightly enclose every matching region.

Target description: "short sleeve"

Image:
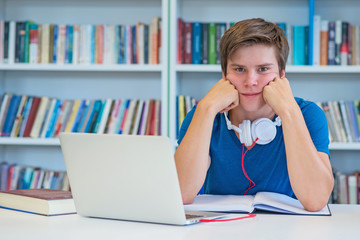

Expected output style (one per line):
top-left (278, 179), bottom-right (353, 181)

top-left (299, 99), bottom-right (330, 157)
top-left (177, 105), bottom-right (197, 145)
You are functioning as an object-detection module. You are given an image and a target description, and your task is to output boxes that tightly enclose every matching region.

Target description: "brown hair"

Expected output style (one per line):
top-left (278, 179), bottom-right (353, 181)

top-left (220, 18), bottom-right (289, 76)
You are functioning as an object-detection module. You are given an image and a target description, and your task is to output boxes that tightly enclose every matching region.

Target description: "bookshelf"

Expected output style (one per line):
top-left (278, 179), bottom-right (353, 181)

top-left (0, 0), bottom-right (360, 184)
top-left (169, 0), bottom-right (360, 174)
top-left (0, 0), bottom-right (169, 171)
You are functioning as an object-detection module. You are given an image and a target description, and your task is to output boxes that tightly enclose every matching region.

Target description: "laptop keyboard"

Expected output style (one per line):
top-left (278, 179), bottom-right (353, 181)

top-left (185, 213), bottom-right (204, 219)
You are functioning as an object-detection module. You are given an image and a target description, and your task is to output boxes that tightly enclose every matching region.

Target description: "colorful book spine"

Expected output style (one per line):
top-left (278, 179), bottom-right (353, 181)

top-left (192, 22), bottom-right (202, 64)
top-left (1, 95), bottom-right (21, 137)
top-left (328, 21), bottom-right (336, 65)
top-left (208, 23), bottom-right (216, 65)
top-left (202, 23), bottom-right (209, 64)
top-left (292, 25), bottom-right (307, 65)
top-left (183, 22), bottom-right (192, 64)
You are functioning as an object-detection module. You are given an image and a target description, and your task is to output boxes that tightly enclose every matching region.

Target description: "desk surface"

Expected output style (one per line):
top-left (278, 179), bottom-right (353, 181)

top-left (1, 204), bottom-right (359, 240)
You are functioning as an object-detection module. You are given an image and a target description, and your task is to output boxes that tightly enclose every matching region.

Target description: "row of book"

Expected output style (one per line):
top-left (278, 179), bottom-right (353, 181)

top-left (331, 169), bottom-right (360, 204)
top-left (0, 17), bottom-right (162, 65)
top-left (177, 18), bottom-right (360, 66)
top-left (0, 93), bottom-right (162, 138)
top-left (313, 16), bottom-right (360, 66)
top-left (0, 162), bottom-right (70, 191)
top-left (318, 100), bottom-right (360, 143)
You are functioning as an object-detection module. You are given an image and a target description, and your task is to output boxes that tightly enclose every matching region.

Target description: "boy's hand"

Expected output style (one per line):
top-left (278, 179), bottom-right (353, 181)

top-left (199, 78), bottom-right (239, 115)
top-left (263, 77), bottom-right (297, 117)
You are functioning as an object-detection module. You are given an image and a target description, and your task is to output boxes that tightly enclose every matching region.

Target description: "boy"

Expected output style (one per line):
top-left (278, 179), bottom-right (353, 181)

top-left (175, 18), bottom-right (334, 212)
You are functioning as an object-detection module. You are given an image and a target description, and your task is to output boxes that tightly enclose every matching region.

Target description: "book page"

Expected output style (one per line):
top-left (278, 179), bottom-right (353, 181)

top-left (183, 194), bottom-right (255, 213)
top-left (253, 192), bottom-right (331, 215)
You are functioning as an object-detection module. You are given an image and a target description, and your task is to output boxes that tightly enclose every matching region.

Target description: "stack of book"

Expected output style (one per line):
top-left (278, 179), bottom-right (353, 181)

top-left (0, 93), bottom-right (162, 138)
top-left (0, 17), bottom-right (162, 65)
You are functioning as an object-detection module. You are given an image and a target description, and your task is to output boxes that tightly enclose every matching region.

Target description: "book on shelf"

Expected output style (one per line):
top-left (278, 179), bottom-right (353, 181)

top-left (192, 22), bottom-right (202, 64)
top-left (1, 94), bottom-right (21, 137)
top-left (332, 169), bottom-right (360, 204)
top-left (339, 100), bottom-right (353, 142)
top-left (127, 100), bottom-right (140, 135)
top-left (0, 93), bottom-right (162, 138)
top-left (0, 189), bottom-right (76, 216)
top-left (10, 95), bottom-right (28, 138)
top-left (208, 22), bottom-right (216, 65)
top-left (29, 96), bottom-right (50, 138)
top-left (44, 99), bottom-right (62, 138)
top-left (0, 93), bottom-right (12, 135)
top-left (22, 96), bottom-right (41, 137)
top-left (1, 18), bottom-right (162, 65)
top-left (318, 100), bottom-right (360, 143)
top-left (184, 191), bottom-right (331, 216)
top-left (176, 17), bottom-right (359, 66)
top-left (183, 21), bottom-right (192, 64)
top-left (132, 99), bottom-right (145, 135)
top-left (202, 22), bottom-right (209, 64)
top-left (327, 21), bottom-right (336, 65)
top-left (138, 99), bottom-right (150, 135)
top-left (0, 162), bottom-right (70, 191)
top-left (320, 20), bottom-right (329, 66)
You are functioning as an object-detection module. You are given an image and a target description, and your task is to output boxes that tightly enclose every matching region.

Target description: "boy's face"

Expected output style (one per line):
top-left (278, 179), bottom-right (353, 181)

top-left (225, 44), bottom-right (284, 113)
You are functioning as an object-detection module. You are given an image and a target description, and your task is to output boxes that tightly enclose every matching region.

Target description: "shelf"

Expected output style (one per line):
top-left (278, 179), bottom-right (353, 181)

top-left (0, 138), bottom-right (60, 146)
top-left (175, 64), bottom-right (360, 73)
top-left (0, 64), bottom-right (163, 72)
top-left (329, 143), bottom-right (360, 150)
top-left (0, 137), bottom-right (359, 150)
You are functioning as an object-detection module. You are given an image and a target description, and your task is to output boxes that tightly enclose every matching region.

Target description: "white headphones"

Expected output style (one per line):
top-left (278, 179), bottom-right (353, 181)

top-left (224, 112), bottom-right (281, 147)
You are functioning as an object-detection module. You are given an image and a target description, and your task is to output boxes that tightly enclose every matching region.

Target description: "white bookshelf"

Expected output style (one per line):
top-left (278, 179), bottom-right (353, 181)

top-left (0, 138), bottom-right (60, 146)
top-left (0, 0), bottom-right (169, 171)
top-left (169, 0), bottom-right (360, 174)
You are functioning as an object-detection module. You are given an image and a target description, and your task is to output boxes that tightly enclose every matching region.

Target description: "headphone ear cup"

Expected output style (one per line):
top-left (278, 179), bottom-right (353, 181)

top-left (251, 118), bottom-right (277, 145)
top-left (239, 120), bottom-right (253, 147)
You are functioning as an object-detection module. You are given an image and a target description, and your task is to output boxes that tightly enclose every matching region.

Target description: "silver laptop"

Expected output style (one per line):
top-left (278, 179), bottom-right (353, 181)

top-left (59, 133), bottom-right (225, 225)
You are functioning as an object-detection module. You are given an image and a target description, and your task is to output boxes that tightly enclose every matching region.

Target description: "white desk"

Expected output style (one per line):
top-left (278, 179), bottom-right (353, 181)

top-left (1, 204), bottom-right (359, 240)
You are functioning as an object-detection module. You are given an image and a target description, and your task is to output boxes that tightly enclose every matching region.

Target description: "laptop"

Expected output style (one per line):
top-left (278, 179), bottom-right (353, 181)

top-left (59, 133), bottom-right (225, 225)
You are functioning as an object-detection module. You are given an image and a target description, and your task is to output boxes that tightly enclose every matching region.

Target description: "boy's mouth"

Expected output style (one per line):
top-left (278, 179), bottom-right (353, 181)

top-left (242, 92), bottom-right (261, 97)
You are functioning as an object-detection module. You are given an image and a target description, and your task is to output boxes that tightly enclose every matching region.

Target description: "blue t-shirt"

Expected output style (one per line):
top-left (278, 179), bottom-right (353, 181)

top-left (177, 97), bottom-right (330, 198)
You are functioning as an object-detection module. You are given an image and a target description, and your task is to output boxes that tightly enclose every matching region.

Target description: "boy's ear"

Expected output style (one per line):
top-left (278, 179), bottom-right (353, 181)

top-left (280, 70), bottom-right (285, 78)
top-left (222, 72), bottom-right (226, 79)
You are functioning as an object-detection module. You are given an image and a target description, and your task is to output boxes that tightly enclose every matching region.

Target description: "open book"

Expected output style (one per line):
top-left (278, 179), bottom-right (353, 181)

top-left (184, 192), bottom-right (331, 216)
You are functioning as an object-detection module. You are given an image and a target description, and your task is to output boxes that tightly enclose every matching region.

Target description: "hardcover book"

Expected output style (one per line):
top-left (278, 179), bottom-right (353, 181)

top-left (0, 189), bottom-right (76, 216)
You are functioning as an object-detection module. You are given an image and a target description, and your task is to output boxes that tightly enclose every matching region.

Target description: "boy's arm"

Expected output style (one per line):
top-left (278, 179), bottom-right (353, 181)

top-left (263, 77), bottom-right (334, 212)
top-left (175, 79), bottom-right (238, 204)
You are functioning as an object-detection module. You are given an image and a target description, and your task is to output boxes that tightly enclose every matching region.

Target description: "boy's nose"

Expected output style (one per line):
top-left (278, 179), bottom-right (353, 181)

top-left (244, 71), bottom-right (258, 86)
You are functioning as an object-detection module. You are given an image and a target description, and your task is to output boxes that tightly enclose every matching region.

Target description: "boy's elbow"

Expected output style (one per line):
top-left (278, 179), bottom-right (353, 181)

top-left (302, 191), bottom-right (332, 212)
top-left (181, 191), bottom-right (196, 205)
top-left (303, 177), bottom-right (334, 212)
top-left (303, 199), bottom-right (328, 212)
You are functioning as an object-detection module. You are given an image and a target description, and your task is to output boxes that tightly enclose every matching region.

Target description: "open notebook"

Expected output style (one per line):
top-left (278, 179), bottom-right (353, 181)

top-left (184, 191), bottom-right (331, 216)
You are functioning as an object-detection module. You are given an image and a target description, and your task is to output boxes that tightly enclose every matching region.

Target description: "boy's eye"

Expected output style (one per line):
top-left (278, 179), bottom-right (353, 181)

top-left (235, 68), bottom-right (245, 72)
top-left (259, 67), bottom-right (268, 72)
